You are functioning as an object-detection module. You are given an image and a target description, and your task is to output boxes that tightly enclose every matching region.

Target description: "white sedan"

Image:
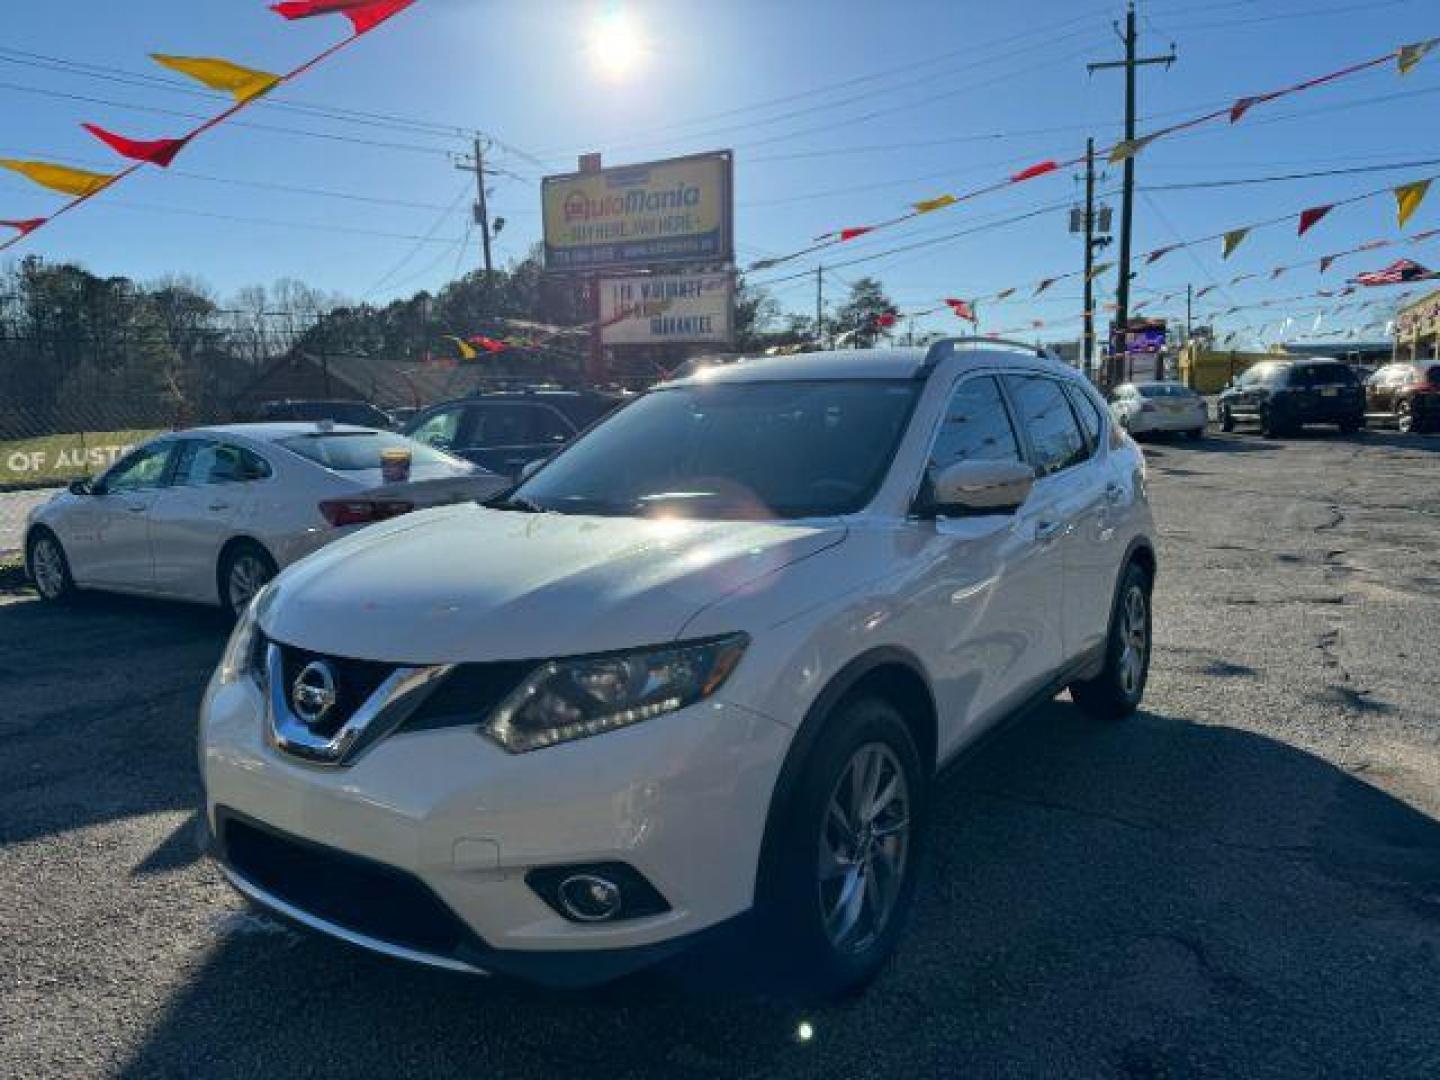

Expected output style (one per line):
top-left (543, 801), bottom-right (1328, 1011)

top-left (24, 423), bottom-right (508, 616)
top-left (1109, 381), bottom-right (1208, 439)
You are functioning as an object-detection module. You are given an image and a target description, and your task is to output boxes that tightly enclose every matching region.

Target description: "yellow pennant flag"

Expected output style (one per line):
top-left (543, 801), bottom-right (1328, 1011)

top-left (1398, 38), bottom-right (1437, 76)
top-left (1108, 133), bottom-right (1159, 164)
top-left (1222, 228), bottom-right (1251, 259)
top-left (1395, 179), bottom-right (1432, 228)
top-left (1086, 261), bottom-right (1113, 282)
top-left (152, 55), bottom-right (282, 103)
top-left (912, 194), bottom-right (957, 214)
top-left (0, 159), bottom-right (115, 197)
top-left (444, 335), bottom-right (477, 360)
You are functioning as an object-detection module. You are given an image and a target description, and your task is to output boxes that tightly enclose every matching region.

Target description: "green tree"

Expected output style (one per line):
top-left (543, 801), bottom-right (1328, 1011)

top-left (834, 276), bottom-right (898, 348)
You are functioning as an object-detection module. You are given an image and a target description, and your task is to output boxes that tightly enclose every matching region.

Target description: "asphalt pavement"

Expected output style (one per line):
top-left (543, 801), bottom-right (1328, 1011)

top-left (1, 428), bottom-right (1438, 1079)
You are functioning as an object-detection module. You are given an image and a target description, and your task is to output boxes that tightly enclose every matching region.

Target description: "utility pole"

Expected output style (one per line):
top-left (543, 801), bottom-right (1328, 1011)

top-left (1185, 283), bottom-right (1193, 342)
top-left (815, 265), bottom-right (824, 348)
top-left (455, 136), bottom-right (494, 275)
top-left (1082, 139), bottom-right (1097, 375)
top-left (1089, 0), bottom-right (1175, 386)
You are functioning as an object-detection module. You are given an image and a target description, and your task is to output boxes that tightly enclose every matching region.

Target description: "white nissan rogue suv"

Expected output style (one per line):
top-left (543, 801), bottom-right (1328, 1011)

top-left (201, 339), bottom-right (1156, 995)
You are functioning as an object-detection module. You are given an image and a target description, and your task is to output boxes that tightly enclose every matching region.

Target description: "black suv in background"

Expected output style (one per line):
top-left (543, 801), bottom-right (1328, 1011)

top-left (252, 399), bottom-right (396, 428)
top-left (1218, 359), bottom-right (1365, 437)
top-left (402, 388), bottom-right (622, 477)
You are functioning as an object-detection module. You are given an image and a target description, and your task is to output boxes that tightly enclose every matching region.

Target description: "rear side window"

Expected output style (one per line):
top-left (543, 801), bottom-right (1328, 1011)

top-left (929, 376), bottom-right (1023, 470)
top-left (1065, 384), bottom-right (1105, 450)
top-left (1294, 365), bottom-right (1356, 387)
top-left (466, 403), bottom-right (538, 448)
top-left (1004, 375), bottom-right (1090, 476)
top-left (278, 432), bottom-right (459, 471)
top-left (1424, 366), bottom-right (1440, 385)
top-left (175, 441), bottom-right (271, 485)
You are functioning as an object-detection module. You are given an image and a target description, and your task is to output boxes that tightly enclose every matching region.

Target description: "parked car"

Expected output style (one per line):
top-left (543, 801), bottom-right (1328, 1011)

top-left (25, 424), bottom-right (507, 616)
top-left (253, 399), bottom-right (396, 429)
top-left (1110, 381), bottom-right (1208, 439)
top-left (1217, 359), bottom-right (1365, 437)
top-left (402, 388), bottom-right (621, 478)
top-left (1364, 361), bottom-right (1440, 433)
top-left (201, 339), bottom-right (1157, 996)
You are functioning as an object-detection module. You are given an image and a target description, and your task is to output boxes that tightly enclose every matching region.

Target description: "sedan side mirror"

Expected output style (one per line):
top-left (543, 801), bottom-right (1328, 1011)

top-left (928, 459), bottom-right (1035, 517)
top-left (68, 477), bottom-right (93, 496)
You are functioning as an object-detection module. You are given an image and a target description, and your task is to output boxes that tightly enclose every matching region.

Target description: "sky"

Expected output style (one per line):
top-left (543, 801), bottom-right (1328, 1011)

top-left (2, 0), bottom-right (1438, 346)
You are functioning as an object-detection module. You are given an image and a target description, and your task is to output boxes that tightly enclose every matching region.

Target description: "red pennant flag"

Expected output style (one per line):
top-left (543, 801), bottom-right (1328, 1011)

top-left (1145, 245), bottom-right (1179, 265)
top-left (944, 298), bottom-right (978, 323)
top-left (1297, 204), bottom-right (1334, 237)
top-left (467, 335), bottom-right (507, 353)
top-left (1228, 94), bottom-right (1276, 123)
top-left (271, 0), bottom-right (415, 34)
top-left (82, 123), bottom-right (189, 168)
top-left (839, 226), bottom-right (873, 242)
top-left (1009, 160), bottom-right (1058, 184)
top-left (1, 217), bottom-right (47, 235)
top-left (1319, 255), bottom-right (1338, 274)
top-left (875, 312), bottom-right (899, 329)
top-left (1033, 277), bottom-right (1057, 296)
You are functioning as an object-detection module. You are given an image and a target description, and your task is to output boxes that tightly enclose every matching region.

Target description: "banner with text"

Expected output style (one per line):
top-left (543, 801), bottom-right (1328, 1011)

top-left (543, 151), bottom-right (733, 271)
top-left (599, 272), bottom-right (735, 346)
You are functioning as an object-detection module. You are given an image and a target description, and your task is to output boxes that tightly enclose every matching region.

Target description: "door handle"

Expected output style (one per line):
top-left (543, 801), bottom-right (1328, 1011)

top-left (1035, 520), bottom-right (1071, 543)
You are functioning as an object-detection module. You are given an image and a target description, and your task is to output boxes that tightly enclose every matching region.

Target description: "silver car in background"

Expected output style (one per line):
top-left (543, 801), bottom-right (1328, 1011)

top-left (24, 423), bottom-right (507, 615)
top-left (1109, 381), bottom-right (1208, 440)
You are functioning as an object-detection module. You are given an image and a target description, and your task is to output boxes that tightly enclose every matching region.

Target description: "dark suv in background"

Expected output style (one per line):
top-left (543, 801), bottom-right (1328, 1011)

top-left (1364, 361), bottom-right (1440, 433)
top-left (1218, 359), bottom-right (1364, 437)
top-left (252, 399), bottom-right (396, 429)
top-left (402, 388), bottom-right (621, 477)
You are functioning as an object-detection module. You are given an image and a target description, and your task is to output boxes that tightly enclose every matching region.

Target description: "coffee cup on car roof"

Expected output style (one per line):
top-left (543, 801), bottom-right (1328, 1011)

top-left (380, 446), bottom-right (411, 484)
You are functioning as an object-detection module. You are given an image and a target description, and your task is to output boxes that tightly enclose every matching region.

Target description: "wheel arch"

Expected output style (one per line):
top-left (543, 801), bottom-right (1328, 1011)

top-left (754, 647), bottom-right (938, 901)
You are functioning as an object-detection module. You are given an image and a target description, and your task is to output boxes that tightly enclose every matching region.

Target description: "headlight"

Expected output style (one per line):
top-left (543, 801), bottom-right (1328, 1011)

top-left (484, 634), bottom-right (749, 753)
top-left (216, 584), bottom-right (273, 687)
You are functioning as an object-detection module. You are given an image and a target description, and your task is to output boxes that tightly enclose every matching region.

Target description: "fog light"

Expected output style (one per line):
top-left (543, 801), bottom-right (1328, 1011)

top-left (557, 874), bottom-right (622, 922)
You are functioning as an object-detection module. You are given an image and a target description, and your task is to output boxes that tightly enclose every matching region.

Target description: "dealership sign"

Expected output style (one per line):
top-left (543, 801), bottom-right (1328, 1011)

top-left (599, 272), bottom-right (734, 346)
top-left (543, 151), bottom-right (733, 271)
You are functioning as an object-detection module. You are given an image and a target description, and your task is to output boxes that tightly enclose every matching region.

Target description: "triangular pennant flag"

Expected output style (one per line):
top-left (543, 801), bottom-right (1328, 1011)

top-left (1086, 262), bottom-right (1113, 282)
top-left (994, 288), bottom-right (1016, 301)
top-left (1319, 255), bottom-right (1339, 274)
top-left (874, 312), bottom-right (899, 329)
top-left (0, 159), bottom-right (115, 197)
top-left (1145, 245), bottom-right (1179, 265)
top-left (1195, 285), bottom-right (1216, 299)
top-left (1359, 239), bottom-right (1389, 251)
top-left (944, 298), bottom-right (978, 324)
top-left (1033, 277), bottom-right (1058, 296)
top-left (468, 335), bottom-right (507, 353)
top-left (82, 124), bottom-right (189, 168)
top-left (1411, 228), bottom-right (1440, 242)
top-left (1221, 228), bottom-right (1250, 259)
top-left (152, 55), bottom-right (282, 103)
top-left (1297, 204), bottom-right (1334, 236)
top-left (1108, 133), bottom-right (1158, 164)
top-left (1228, 94), bottom-right (1275, 123)
top-left (1340, 286), bottom-right (1356, 297)
top-left (1394, 179), bottom-right (1432, 229)
top-left (1009, 160), bottom-right (1058, 184)
top-left (1270, 266), bottom-right (1287, 280)
top-left (272, 0), bottom-right (416, 34)
top-left (1, 217), bottom-right (47, 235)
top-left (838, 226), bottom-right (873, 242)
top-left (912, 194), bottom-right (957, 214)
top-left (1398, 38), bottom-right (1438, 75)
top-left (1229, 273), bottom-right (1256, 286)
top-left (444, 335), bottom-right (477, 361)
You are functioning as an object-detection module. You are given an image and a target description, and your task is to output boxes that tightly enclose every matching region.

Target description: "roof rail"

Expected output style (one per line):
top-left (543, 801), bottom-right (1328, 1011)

top-left (916, 336), bottom-right (1064, 378)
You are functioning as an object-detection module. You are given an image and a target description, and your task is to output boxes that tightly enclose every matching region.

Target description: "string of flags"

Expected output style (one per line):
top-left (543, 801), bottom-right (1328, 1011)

top-left (0, 0), bottom-right (418, 252)
top-left (749, 36), bottom-right (1438, 274)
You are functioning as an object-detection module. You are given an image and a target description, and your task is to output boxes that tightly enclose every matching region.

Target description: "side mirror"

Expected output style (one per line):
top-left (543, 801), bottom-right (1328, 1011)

top-left (928, 459), bottom-right (1035, 517)
top-left (517, 457), bottom-right (546, 482)
top-left (68, 477), bottom-right (93, 496)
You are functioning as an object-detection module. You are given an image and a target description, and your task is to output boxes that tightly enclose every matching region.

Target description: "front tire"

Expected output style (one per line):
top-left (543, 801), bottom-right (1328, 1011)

top-left (219, 541), bottom-right (276, 618)
top-left (1220, 406), bottom-right (1235, 433)
top-left (758, 696), bottom-right (927, 998)
top-left (1397, 401), bottom-right (1414, 434)
top-left (1260, 406), bottom-right (1282, 438)
top-left (26, 528), bottom-right (75, 603)
top-left (1069, 561), bottom-right (1152, 720)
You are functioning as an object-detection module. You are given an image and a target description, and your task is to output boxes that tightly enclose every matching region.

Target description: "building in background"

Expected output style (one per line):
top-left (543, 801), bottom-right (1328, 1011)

top-left (1394, 288), bottom-right (1440, 364)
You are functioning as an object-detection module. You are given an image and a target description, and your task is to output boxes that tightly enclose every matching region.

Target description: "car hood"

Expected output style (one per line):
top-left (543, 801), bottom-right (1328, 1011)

top-left (262, 505), bottom-right (846, 663)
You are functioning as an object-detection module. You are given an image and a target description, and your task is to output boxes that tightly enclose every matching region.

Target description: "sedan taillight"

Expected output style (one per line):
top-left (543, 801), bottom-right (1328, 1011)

top-left (319, 499), bottom-right (415, 527)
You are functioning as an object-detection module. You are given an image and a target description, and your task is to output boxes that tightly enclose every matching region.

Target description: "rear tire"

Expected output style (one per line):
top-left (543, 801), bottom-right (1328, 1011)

top-left (1069, 561), bottom-right (1152, 720)
top-left (758, 696), bottom-right (927, 999)
top-left (218, 541), bottom-right (276, 619)
top-left (1184, 427), bottom-right (1204, 441)
top-left (1260, 406), bottom-right (1283, 439)
top-left (1338, 416), bottom-right (1362, 435)
top-left (1397, 401), bottom-right (1414, 434)
top-left (26, 528), bottom-right (75, 603)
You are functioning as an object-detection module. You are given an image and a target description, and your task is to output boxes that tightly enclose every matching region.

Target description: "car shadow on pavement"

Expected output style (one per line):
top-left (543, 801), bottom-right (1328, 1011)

top-left (114, 702), bottom-right (1440, 1079)
top-left (0, 592), bottom-right (229, 849)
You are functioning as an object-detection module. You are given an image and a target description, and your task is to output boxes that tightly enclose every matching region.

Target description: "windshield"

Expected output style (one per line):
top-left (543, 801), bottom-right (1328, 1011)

top-left (1137, 383), bottom-right (1197, 399)
top-left (509, 380), bottom-right (920, 520)
top-left (277, 432), bottom-right (466, 472)
top-left (1293, 364), bottom-right (1357, 387)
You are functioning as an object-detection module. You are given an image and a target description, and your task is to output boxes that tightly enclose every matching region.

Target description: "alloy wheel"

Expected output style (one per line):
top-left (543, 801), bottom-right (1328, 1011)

top-left (1398, 403), bottom-right (1413, 434)
top-left (1118, 584), bottom-right (1149, 698)
top-left (817, 742), bottom-right (910, 956)
top-left (31, 536), bottom-right (66, 599)
top-left (227, 554), bottom-right (271, 614)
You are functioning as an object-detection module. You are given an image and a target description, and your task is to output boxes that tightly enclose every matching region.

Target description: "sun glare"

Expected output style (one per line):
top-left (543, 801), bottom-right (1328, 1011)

top-left (589, 9), bottom-right (646, 81)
